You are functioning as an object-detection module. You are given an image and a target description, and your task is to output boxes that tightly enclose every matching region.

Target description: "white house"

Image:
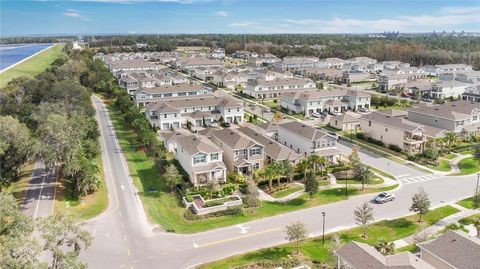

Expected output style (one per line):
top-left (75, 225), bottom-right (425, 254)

top-left (134, 84), bottom-right (213, 107)
top-left (430, 80), bottom-right (471, 99)
top-left (173, 134), bottom-right (227, 186)
top-left (244, 78), bottom-right (316, 99)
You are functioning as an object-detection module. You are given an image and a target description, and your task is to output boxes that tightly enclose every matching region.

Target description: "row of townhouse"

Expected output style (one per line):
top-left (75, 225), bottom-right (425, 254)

top-left (281, 89), bottom-right (371, 115)
top-left (377, 70), bottom-right (427, 92)
top-left (244, 77), bottom-right (317, 99)
top-left (462, 84), bottom-right (480, 102)
top-left (173, 57), bottom-right (225, 72)
top-left (358, 101), bottom-right (480, 153)
top-left (145, 96), bottom-right (244, 130)
top-left (118, 70), bottom-right (189, 94)
top-left (164, 121), bottom-right (340, 186)
top-left (248, 54), bottom-right (281, 66)
top-left (94, 51), bottom-right (178, 62)
top-left (106, 59), bottom-right (162, 72)
top-left (336, 230), bottom-right (480, 269)
top-left (257, 121), bottom-right (341, 160)
top-left (134, 84), bottom-right (213, 106)
top-left (439, 70), bottom-right (480, 84)
top-left (423, 64), bottom-right (473, 76)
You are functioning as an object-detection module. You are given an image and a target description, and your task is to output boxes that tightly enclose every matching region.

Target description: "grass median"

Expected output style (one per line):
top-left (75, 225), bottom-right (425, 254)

top-left (201, 205), bottom-right (459, 269)
top-left (107, 102), bottom-right (398, 233)
top-left (53, 155), bottom-right (108, 220)
top-left (456, 157), bottom-right (480, 175)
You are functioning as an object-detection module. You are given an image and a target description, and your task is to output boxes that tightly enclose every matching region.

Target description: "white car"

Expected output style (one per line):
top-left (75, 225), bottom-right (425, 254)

top-left (373, 192), bottom-right (395, 204)
top-left (311, 112), bottom-right (321, 118)
top-left (263, 108), bottom-right (271, 113)
top-left (209, 121), bottom-right (218, 127)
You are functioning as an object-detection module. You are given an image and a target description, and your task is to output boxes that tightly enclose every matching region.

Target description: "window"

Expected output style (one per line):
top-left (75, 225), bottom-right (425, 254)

top-left (178, 92), bottom-right (186, 96)
top-left (174, 113), bottom-right (177, 117)
top-left (369, 121), bottom-right (372, 127)
top-left (250, 147), bottom-right (261, 156)
top-left (211, 153), bottom-right (219, 161)
top-left (164, 93), bottom-right (172, 97)
top-left (193, 154), bottom-right (206, 164)
top-left (253, 163), bottom-right (260, 170)
top-left (164, 114), bottom-right (167, 118)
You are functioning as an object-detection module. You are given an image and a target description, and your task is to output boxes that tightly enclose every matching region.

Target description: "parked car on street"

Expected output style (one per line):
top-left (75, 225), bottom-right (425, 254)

top-left (358, 107), bottom-right (370, 112)
top-left (263, 108), bottom-right (271, 113)
top-left (373, 192), bottom-right (395, 203)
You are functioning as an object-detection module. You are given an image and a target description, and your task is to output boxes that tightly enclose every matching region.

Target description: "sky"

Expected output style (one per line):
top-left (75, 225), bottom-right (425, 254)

top-left (1, 0), bottom-right (479, 36)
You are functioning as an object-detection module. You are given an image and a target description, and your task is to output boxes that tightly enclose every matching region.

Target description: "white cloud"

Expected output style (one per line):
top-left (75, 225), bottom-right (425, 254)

top-left (63, 9), bottom-right (90, 21)
top-left (441, 6), bottom-right (480, 14)
top-left (216, 11), bottom-right (228, 17)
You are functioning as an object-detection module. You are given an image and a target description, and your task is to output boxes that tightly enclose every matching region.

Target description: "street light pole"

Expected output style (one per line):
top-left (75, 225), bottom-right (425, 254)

top-left (345, 178), bottom-right (348, 197)
top-left (387, 162), bottom-right (390, 175)
top-left (475, 173), bottom-right (480, 198)
top-left (322, 211), bottom-right (326, 245)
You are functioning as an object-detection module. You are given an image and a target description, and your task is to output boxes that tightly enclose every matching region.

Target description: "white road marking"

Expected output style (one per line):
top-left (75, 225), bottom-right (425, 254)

top-left (192, 239), bottom-right (198, 248)
top-left (396, 174), bottom-right (410, 178)
top-left (236, 224), bottom-right (250, 234)
top-left (120, 185), bottom-right (125, 191)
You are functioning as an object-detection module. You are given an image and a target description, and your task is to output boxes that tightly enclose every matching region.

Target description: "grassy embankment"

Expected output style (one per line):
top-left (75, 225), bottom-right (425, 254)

top-left (0, 44), bottom-right (63, 88)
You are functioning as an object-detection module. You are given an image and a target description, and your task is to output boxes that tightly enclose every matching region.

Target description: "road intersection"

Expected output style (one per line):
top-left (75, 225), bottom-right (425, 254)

top-left (78, 95), bottom-right (479, 269)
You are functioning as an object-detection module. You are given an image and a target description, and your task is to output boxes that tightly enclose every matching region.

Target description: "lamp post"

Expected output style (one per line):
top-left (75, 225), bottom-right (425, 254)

top-left (387, 162), bottom-right (390, 175)
top-left (345, 177), bottom-right (348, 197)
top-left (475, 173), bottom-right (480, 198)
top-left (322, 211), bottom-right (326, 245)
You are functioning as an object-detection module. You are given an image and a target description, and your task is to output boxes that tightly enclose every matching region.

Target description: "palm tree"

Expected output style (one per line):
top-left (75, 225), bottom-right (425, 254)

top-left (375, 238), bottom-right (395, 255)
top-left (284, 161), bottom-right (295, 183)
top-left (444, 131), bottom-right (458, 154)
top-left (260, 165), bottom-right (276, 191)
top-left (308, 155), bottom-right (321, 176)
top-left (272, 161), bottom-right (286, 186)
top-left (317, 156), bottom-right (328, 178)
top-left (296, 159), bottom-right (309, 181)
top-left (474, 218), bottom-right (480, 237)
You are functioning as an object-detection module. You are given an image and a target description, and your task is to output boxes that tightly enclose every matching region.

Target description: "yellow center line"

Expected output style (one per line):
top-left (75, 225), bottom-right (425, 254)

top-left (196, 227), bottom-right (281, 248)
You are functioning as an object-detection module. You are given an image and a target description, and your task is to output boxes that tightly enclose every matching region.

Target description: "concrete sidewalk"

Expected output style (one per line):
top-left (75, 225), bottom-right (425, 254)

top-left (393, 203), bottom-right (479, 248)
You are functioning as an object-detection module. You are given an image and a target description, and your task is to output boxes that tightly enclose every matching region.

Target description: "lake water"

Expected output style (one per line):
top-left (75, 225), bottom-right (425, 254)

top-left (0, 43), bottom-right (53, 71)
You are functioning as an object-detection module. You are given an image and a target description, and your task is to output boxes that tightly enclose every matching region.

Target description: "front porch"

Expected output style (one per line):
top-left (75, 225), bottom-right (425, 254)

top-left (194, 167), bottom-right (226, 185)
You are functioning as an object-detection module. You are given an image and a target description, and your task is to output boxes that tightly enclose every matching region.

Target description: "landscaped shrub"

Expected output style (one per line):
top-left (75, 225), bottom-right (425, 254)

top-left (388, 144), bottom-right (402, 152)
top-left (356, 133), bottom-right (365, 140)
top-left (367, 137), bottom-right (385, 146)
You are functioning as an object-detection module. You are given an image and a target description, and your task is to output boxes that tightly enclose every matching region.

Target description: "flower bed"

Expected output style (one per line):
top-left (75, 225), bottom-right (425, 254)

top-left (182, 194), bottom-right (243, 215)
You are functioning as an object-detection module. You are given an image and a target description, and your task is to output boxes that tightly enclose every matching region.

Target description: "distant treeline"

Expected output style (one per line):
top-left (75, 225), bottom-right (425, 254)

top-left (0, 36), bottom-right (77, 44)
top-left (2, 34), bottom-right (480, 68)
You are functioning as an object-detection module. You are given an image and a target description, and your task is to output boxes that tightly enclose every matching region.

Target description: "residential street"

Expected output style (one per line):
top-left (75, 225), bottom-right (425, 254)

top-left (80, 95), bottom-right (479, 269)
top-left (21, 162), bottom-right (58, 219)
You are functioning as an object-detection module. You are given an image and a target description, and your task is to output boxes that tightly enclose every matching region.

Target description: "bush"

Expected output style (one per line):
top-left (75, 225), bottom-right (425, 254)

top-left (388, 144), bottom-right (402, 152)
top-left (367, 137), bottom-right (385, 146)
top-left (356, 133), bottom-right (365, 140)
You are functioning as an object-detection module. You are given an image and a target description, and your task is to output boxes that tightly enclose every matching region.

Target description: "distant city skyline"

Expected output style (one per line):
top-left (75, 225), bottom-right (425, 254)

top-left (1, 0), bottom-right (479, 36)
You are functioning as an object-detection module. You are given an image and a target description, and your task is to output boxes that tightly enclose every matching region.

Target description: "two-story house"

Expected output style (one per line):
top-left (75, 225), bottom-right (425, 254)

top-left (236, 126), bottom-right (301, 164)
top-left (145, 96), bottom-right (244, 130)
top-left (173, 134), bottom-right (227, 186)
top-left (359, 111), bottom-right (428, 153)
top-left (430, 80), bottom-right (471, 99)
top-left (271, 121), bottom-right (341, 160)
top-left (203, 129), bottom-right (265, 175)
top-left (244, 78), bottom-right (316, 99)
top-left (134, 84), bottom-right (213, 107)
top-left (281, 89), bottom-right (371, 115)
top-left (406, 101), bottom-right (480, 136)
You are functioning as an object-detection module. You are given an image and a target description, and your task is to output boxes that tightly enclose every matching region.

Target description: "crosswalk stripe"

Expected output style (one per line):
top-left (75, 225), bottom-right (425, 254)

top-left (396, 174), bottom-right (410, 178)
top-left (400, 174), bottom-right (441, 184)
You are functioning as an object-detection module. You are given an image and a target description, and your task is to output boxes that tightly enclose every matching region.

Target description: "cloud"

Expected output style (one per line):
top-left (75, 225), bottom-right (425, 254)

top-left (441, 6), bottom-right (480, 14)
top-left (63, 9), bottom-right (90, 21)
top-left (216, 11), bottom-right (228, 17)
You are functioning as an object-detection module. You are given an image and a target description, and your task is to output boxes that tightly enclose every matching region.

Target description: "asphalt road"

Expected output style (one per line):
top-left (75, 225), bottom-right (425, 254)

top-left (79, 95), bottom-right (479, 269)
top-left (21, 162), bottom-right (58, 219)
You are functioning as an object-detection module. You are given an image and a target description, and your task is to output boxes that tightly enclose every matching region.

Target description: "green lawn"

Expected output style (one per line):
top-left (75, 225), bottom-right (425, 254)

top-left (336, 177), bottom-right (384, 185)
top-left (270, 185), bottom-right (304, 199)
top-left (108, 102), bottom-right (398, 233)
top-left (456, 197), bottom-right (476, 209)
top-left (459, 150), bottom-right (474, 155)
top-left (458, 213), bottom-right (480, 226)
top-left (53, 155), bottom-right (108, 220)
top-left (201, 205), bottom-right (459, 269)
top-left (442, 153), bottom-right (457, 160)
top-left (456, 157), bottom-right (480, 175)
top-left (426, 159), bottom-right (452, 172)
top-left (0, 44), bottom-right (63, 88)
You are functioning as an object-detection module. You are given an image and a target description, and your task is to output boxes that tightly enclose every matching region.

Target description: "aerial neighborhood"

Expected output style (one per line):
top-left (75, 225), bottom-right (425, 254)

top-left (87, 44), bottom-right (480, 268)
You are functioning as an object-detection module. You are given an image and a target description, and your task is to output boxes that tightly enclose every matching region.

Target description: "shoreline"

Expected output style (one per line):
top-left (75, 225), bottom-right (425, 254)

top-left (0, 43), bottom-right (57, 74)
